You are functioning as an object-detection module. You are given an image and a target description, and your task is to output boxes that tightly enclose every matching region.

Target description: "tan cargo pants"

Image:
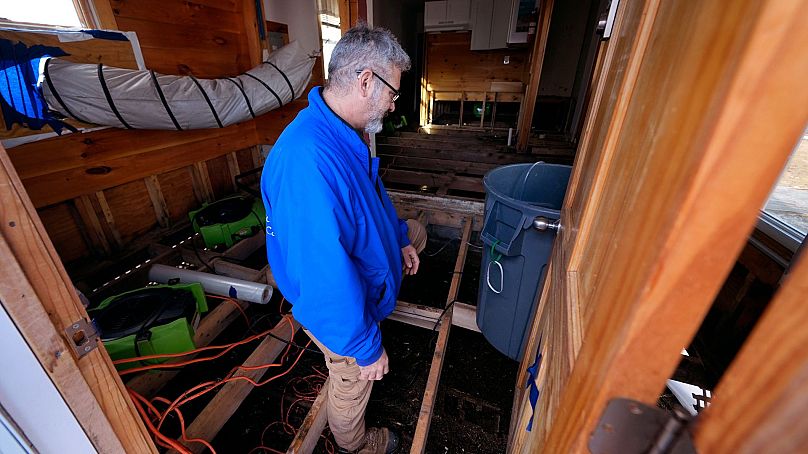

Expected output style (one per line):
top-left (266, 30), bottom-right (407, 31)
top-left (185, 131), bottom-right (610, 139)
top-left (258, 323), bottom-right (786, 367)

top-left (305, 219), bottom-right (426, 451)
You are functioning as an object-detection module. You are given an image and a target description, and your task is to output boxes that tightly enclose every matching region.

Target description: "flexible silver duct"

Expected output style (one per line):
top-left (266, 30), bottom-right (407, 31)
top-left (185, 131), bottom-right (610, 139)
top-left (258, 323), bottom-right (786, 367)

top-left (39, 41), bottom-right (314, 130)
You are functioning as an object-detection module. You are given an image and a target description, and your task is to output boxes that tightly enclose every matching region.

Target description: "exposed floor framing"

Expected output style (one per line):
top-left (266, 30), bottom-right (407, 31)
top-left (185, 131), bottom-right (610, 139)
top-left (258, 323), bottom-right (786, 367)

top-left (91, 187), bottom-right (490, 454)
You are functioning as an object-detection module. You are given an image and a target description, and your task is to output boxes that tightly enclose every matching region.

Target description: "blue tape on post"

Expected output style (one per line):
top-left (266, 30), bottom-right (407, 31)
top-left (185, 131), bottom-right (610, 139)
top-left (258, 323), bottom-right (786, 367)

top-left (525, 336), bottom-right (543, 432)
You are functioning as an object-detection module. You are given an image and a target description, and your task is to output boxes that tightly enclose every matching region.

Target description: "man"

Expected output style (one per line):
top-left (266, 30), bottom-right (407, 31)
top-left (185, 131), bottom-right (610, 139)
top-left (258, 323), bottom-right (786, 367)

top-left (261, 24), bottom-right (426, 454)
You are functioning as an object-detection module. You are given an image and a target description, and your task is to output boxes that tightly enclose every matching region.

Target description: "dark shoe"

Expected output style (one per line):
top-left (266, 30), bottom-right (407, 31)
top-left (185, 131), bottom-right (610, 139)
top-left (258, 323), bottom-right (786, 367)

top-left (338, 427), bottom-right (399, 454)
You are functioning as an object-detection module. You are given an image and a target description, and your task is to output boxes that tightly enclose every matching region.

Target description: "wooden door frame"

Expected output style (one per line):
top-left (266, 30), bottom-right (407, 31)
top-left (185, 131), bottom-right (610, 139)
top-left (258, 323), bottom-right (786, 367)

top-left (0, 145), bottom-right (157, 453)
top-left (509, 0), bottom-right (808, 451)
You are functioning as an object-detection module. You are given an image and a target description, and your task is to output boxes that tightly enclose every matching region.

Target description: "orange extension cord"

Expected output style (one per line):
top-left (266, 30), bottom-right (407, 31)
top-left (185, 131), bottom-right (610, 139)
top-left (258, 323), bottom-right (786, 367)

top-left (123, 295), bottom-right (332, 452)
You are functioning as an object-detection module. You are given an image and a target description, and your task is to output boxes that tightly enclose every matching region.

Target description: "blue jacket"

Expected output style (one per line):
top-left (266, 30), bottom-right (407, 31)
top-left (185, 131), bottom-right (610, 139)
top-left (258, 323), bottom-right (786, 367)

top-left (261, 87), bottom-right (409, 366)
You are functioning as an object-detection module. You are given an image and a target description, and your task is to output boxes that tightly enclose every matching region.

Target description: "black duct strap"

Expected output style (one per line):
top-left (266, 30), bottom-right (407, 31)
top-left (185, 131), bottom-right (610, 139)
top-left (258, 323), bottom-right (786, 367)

top-left (189, 75), bottom-right (223, 128)
top-left (150, 70), bottom-right (182, 131)
top-left (43, 58), bottom-right (91, 124)
top-left (243, 72), bottom-right (282, 107)
top-left (263, 60), bottom-right (295, 102)
top-left (225, 77), bottom-right (255, 119)
top-left (97, 64), bottom-right (132, 129)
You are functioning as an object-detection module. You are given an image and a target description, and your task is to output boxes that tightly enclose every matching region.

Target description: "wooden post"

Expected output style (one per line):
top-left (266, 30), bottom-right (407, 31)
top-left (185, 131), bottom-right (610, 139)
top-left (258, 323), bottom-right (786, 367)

top-left (516, 0), bottom-right (554, 152)
top-left (693, 251), bottom-right (808, 452)
top-left (0, 145), bottom-right (156, 453)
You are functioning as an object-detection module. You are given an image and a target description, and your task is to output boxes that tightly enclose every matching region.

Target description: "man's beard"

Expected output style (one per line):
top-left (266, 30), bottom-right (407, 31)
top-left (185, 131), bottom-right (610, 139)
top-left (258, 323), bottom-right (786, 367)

top-left (364, 93), bottom-right (387, 134)
top-left (364, 114), bottom-right (384, 134)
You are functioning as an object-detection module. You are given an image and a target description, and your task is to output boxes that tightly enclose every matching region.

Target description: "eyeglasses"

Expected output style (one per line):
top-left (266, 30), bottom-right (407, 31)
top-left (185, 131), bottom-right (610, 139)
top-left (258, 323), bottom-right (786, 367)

top-left (356, 70), bottom-right (400, 102)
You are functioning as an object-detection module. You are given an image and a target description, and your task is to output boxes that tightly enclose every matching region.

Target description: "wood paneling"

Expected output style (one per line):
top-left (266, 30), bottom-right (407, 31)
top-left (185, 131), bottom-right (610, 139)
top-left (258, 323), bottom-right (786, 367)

top-left (206, 154), bottom-right (233, 199)
top-left (425, 32), bottom-right (529, 93)
top-left (157, 167), bottom-right (200, 222)
top-left (109, 0), bottom-right (243, 32)
top-left (103, 180), bottom-right (159, 245)
top-left (37, 202), bottom-right (92, 263)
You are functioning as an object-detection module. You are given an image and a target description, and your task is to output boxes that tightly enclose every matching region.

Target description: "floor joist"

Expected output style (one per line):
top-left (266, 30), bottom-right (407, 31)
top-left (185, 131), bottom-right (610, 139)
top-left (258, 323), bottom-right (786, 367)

top-left (410, 217), bottom-right (474, 453)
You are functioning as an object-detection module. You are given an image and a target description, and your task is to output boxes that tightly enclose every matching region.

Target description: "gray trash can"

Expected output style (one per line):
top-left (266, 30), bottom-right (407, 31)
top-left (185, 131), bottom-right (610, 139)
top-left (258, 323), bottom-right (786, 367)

top-left (476, 162), bottom-right (572, 361)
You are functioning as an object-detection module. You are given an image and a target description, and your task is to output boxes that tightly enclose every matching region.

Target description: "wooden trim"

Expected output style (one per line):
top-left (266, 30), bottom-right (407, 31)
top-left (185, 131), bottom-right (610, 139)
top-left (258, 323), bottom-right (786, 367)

top-left (144, 175), bottom-right (170, 229)
top-left (693, 251), bottom-right (808, 452)
top-left (177, 316), bottom-right (301, 453)
top-left (0, 145), bottom-right (156, 453)
top-left (410, 218), bottom-right (473, 453)
top-left (516, 0), bottom-right (554, 152)
top-left (286, 379), bottom-right (329, 454)
top-left (87, 0), bottom-right (119, 29)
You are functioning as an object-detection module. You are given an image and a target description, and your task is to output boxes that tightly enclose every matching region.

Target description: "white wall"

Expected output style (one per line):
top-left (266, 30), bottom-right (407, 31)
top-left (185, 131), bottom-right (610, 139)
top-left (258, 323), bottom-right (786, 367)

top-left (264, 0), bottom-right (321, 56)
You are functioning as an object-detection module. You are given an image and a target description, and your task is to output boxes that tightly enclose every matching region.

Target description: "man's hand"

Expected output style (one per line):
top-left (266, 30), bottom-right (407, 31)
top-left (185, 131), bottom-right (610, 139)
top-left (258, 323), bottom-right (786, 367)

top-left (401, 244), bottom-right (420, 275)
top-left (358, 348), bottom-right (389, 381)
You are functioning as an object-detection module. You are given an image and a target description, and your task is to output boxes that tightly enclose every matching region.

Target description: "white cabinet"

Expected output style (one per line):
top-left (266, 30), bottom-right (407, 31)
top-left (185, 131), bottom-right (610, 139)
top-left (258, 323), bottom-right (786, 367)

top-left (424, 0), bottom-right (471, 32)
top-left (471, 0), bottom-right (512, 50)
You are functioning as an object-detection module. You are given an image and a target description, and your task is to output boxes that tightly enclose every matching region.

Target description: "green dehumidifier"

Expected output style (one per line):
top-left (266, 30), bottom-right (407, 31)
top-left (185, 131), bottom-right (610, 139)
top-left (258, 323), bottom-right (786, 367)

top-left (189, 195), bottom-right (266, 249)
top-left (89, 283), bottom-right (208, 371)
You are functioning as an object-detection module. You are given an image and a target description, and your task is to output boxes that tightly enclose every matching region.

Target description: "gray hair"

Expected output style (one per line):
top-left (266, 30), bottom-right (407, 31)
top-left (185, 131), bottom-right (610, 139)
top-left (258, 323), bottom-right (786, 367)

top-left (326, 23), bottom-right (411, 93)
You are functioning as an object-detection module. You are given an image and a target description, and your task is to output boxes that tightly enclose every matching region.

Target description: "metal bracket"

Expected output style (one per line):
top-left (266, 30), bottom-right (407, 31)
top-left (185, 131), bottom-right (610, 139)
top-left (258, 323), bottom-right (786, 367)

top-left (589, 398), bottom-right (696, 454)
top-left (64, 319), bottom-right (99, 358)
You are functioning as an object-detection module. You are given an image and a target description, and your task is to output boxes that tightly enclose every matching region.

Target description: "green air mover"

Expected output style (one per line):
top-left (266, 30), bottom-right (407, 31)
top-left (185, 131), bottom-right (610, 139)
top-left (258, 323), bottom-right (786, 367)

top-left (89, 283), bottom-right (208, 371)
top-left (189, 195), bottom-right (266, 249)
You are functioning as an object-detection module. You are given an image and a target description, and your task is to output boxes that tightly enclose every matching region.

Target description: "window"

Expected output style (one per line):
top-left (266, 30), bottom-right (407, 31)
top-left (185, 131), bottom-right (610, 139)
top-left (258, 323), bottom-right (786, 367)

top-left (0, 0), bottom-right (82, 28)
top-left (760, 128), bottom-right (808, 251)
top-left (316, 0), bottom-right (341, 79)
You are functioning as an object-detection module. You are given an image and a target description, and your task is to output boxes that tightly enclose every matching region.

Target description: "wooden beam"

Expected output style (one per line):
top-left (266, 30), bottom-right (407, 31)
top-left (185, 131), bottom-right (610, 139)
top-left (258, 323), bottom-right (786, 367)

top-left (126, 298), bottom-right (250, 398)
top-left (693, 252), bottom-right (808, 452)
top-left (410, 218), bottom-right (473, 453)
top-left (241, 0), bottom-right (266, 69)
top-left (515, 0), bottom-right (554, 152)
top-left (388, 301), bottom-right (479, 333)
top-left (0, 145), bottom-right (156, 453)
top-left (144, 175), bottom-right (170, 229)
top-left (178, 316), bottom-right (301, 453)
top-left (286, 379), bottom-right (329, 454)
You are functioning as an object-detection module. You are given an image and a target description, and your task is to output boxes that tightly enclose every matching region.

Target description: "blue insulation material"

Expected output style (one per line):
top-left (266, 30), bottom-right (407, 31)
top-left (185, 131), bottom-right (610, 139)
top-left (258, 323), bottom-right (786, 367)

top-left (0, 38), bottom-right (68, 133)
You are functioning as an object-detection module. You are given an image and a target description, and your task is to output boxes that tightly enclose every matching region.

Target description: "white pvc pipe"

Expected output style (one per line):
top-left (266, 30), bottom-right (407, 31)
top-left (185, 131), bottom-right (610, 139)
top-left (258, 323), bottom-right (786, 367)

top-left (148, 264), bottom-right (272, 304)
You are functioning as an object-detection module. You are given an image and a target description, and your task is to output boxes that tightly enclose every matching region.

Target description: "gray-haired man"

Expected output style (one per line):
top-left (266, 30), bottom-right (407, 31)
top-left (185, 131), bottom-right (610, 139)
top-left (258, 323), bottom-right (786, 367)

top-left (262, 23), bottom-right (426, 454)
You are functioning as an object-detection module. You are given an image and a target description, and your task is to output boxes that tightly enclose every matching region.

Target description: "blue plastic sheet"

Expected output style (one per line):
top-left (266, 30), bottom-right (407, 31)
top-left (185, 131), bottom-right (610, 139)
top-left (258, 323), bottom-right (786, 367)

top-left (0, 38), bottom-right (69, 133)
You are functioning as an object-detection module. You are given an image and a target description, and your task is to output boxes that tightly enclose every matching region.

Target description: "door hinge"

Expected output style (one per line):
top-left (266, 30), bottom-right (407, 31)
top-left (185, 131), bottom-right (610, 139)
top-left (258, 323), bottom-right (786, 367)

top-left (64, 319), bottom-right (99, 359)
top-left (589, 398), bottom-right (696, 454)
